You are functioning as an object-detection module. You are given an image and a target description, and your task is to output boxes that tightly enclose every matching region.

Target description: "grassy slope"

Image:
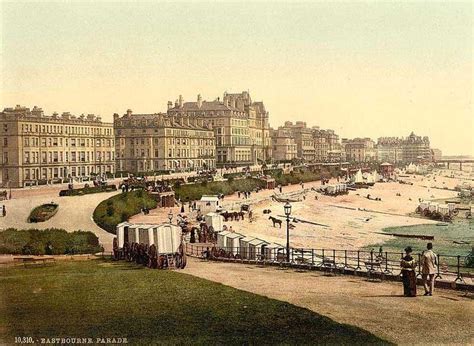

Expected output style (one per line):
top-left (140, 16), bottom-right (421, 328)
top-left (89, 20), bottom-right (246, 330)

top-left (0, 260), bottom-right (387, 345)
top-left (174, 178), bottom-right (265, 202)
top-left (366, 219), bottom-right (474, 257)
top-left (93, 190), bottom-right (157, 233)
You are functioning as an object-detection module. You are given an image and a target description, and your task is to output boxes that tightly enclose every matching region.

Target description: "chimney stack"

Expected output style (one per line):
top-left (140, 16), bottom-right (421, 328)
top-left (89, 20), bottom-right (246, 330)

top-left (178, 95), bottom-right (183, 108)
top-left (167, 101), bottom-right (173, 110)
top-left (197, 94), bottom-right (202, 108)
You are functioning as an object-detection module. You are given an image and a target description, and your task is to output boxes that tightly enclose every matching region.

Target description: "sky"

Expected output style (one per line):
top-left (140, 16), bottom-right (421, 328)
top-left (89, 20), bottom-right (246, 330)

top-left (1, 1), bottom-right (472, 156)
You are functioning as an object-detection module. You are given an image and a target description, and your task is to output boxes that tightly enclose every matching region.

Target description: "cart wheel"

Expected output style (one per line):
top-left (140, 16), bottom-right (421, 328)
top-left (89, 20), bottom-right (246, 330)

top-left (180, 253), bottom-right (187, 269)
top-left (174, 253), bottom-right (181, 269)
top-left (158, 255), bottom-right (165, 269)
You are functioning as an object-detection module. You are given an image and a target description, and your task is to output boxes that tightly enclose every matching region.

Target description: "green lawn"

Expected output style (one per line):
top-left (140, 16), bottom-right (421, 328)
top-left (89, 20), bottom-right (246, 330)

top-left (0, 260), bottom-right (387, 345)
top-left (93, 190), bottom-right (158, 233)
top-left (367, 219), bottom-right (474, 257)
top-left (174, 177), bottom-right (266, 202)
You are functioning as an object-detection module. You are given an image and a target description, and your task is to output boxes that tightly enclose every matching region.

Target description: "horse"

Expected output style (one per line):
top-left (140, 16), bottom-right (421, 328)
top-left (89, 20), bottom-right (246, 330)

top-left (269, 216), bottom-right (282, 228)
top-left (220, 211), bottom-right (231, 222)
top-left (232, 211), bottom-right (240, 221)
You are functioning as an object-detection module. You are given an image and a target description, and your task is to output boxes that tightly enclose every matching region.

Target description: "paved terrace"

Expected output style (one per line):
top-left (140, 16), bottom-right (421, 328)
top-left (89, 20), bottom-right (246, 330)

top-left (183, 258), bottom-right (473, 345)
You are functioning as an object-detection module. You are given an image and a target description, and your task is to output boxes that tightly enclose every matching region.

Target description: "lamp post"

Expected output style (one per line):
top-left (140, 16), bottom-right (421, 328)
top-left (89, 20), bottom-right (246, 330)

top-left (284, 202), bottom-right (292, 262)
top-left (168, 210), bottom-right (173, 224)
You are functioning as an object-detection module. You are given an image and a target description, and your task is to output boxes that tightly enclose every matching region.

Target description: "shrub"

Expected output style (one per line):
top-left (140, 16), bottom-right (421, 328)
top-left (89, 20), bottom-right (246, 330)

top-left (466, 248), bottom-right (474, 268)
top-left (174, 178), bottom-right (266, 201)
top-left (59, 184), bottom-right (117, 197)
top-left (106, 205), bottom-right (114, 217)
top-left (0, 228), bottom-right (101, 255)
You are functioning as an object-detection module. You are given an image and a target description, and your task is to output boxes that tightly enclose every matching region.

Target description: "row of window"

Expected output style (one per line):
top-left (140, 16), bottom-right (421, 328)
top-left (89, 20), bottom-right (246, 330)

top-left (129, 159), bottom-right (215, 171)
top-left (23, 165), bottom-right (113, 180)
top-left (22, 151), bottom-right (114, 164)
top-left (21, 137), bottom-right (114, 148)
top-left (21, 123), bottom-right (112, 136)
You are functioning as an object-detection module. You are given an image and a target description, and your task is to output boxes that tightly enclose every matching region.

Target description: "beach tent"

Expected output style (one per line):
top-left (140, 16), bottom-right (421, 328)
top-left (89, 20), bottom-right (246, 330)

top-left (353, 169), bottom-right (364, 184)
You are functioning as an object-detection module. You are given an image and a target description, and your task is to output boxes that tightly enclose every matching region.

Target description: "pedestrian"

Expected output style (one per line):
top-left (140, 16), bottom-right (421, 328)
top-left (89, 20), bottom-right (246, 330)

top-left (238, 191), bottom-right (241, 198)
top-left (421, 242), bottom-right (437, 296)
top-left (279, 185), bottom-right (282, 193)
top-left (2, 205), bottom-right (5, 217)
top-left (400, 246), bottom-right (417, 297)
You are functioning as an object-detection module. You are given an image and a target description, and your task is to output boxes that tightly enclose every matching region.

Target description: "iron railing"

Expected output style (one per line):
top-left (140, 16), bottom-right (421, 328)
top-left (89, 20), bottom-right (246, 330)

top-left (185, 243), bottom-right (473, 285)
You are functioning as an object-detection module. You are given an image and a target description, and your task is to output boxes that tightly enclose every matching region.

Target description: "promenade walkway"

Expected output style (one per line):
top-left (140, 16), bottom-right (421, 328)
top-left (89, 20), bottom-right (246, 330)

top-left (182, 258), bottom-right (473, 344)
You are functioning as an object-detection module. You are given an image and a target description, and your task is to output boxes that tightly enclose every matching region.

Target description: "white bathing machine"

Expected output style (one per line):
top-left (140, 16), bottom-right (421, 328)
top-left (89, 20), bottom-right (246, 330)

top-left (116, 222), bottom-right (183, 254)
top-left (239, 236), bottom-right (255, 259)
top-left (264, 243), bottom-right (285, 261)
top-left (217, 230), bottom-right (231, 249)
top-left (205, 212), bottom-right (224, 232)
top-left (197, 195), bottom-right (220, 213)
top-left (225, 232), bottom-right (245, 255)
top-left (438, 204), bottom-right (450, 216)
top-left (247, 238), bottom-right (270, 260)
top-left (428, 202), bottom-right (439, 214)
top-left (447, 203), bottom-right (456, 213)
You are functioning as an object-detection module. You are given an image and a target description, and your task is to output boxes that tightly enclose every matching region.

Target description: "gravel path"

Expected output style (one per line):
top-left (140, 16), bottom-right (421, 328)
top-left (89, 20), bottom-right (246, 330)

top-left (0, 190), bottom-right (119, 250)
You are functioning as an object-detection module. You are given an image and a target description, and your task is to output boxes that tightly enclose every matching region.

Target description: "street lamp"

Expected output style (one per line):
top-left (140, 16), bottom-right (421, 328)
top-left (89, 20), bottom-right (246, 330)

top-left (168, 210), bottom-right (173, 224)
top-left (284, 202), bottom-right (292, 262)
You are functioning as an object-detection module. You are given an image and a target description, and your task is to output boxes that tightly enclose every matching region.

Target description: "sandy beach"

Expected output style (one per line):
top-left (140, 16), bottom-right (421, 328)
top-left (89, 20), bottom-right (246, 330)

top-left (1, 168), bottom-right (470, 253)
top-left (133, 171), bottom-right (465, 250)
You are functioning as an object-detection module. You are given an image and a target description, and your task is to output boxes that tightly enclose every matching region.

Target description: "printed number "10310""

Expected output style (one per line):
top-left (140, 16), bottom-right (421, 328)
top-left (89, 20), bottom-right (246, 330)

top-left (15, 336), bottom-right (35, 343)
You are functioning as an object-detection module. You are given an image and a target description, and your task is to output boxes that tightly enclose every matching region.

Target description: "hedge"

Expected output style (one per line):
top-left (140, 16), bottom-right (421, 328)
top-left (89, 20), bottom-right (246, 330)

top-left (93, 190), bottom-right (158, 233)
top-left (59, 184), bottom-right (117, 197)
top-left (0, 228), bottom-right (102, 255)
top-left (174, 177), bottom-right (266, 202)
top-left (28, 203), bottom-right (59, 223)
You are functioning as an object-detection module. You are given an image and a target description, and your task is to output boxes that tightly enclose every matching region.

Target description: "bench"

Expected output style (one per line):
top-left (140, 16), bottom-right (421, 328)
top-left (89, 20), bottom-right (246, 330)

top-left (13, 257), bottom-right (56, 267)
top-left (318, 257), bottom-right (337, 274)
top-left (364, 260), bottom-right (384, 281)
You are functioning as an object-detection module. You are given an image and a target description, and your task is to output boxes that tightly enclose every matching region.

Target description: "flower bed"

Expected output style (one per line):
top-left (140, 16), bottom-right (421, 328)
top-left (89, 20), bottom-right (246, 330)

top-left (28, 203), bottom-right (59, 223)
top-left (59, 184), bottom-right (117, 197)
